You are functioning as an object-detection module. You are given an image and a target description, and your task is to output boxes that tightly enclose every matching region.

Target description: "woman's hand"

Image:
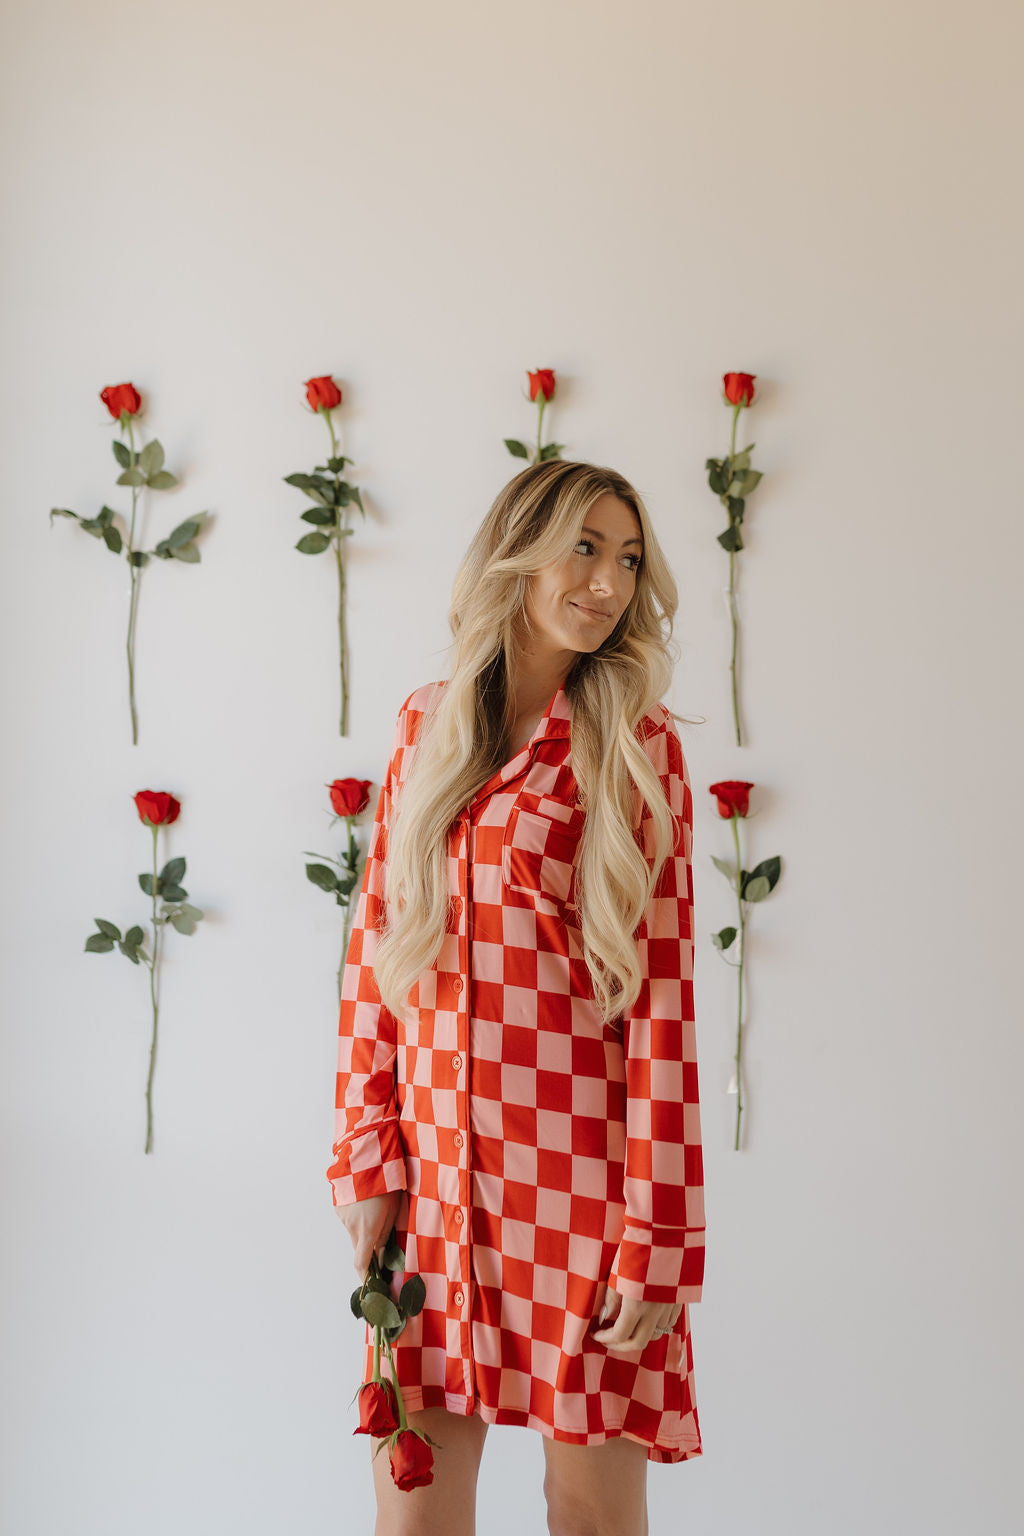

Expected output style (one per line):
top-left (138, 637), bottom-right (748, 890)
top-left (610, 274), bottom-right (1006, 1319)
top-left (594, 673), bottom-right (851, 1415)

top-left (590, 1280), bottom-right (682, 1352)
top-left (335, 1189), bottom-right (404, 1277)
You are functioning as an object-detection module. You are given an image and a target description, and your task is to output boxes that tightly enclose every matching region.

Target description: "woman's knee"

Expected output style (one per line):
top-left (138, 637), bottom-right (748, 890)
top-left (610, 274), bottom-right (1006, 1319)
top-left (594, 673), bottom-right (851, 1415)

top-left (542, 1436), bottom-right (649, 1536)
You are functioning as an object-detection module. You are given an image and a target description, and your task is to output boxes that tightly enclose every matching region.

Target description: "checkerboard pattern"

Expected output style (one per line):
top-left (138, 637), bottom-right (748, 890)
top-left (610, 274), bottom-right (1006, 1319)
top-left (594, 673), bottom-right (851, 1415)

top-left (327, 680), bottom-right (705, 1463)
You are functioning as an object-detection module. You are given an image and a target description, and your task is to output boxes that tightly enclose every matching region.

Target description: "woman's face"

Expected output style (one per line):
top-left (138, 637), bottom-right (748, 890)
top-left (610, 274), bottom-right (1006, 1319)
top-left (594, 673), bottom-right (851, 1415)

top-left (523, 492), bottom-right (644, 657)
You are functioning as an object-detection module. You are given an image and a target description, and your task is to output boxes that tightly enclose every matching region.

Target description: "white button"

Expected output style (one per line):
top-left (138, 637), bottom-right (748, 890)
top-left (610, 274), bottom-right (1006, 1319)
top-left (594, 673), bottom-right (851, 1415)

top-left (454, 1210), bottom-right (464, 1225)
top-left (454, 1290), bottom-right (465, 1306)
top-left (452, 1055), bottom-right (462, 1071)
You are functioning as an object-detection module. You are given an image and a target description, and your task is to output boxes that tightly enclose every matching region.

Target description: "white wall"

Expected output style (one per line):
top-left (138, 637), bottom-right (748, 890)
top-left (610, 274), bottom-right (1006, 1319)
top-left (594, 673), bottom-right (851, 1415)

top-left (1, 1), bottom-right (1021, 1531)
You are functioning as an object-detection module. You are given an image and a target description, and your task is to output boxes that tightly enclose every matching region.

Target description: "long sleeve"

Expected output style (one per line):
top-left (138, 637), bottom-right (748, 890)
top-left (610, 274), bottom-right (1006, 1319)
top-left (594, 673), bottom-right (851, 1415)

top-left (325, 704), bottom-right (409, 1208)
top-left (607, 710), bottom-right (706, 1306)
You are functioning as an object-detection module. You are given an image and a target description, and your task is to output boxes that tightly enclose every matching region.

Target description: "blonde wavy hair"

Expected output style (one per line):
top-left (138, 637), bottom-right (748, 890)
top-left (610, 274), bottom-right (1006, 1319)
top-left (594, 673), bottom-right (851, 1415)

top-left (373, 459), bottom-right (690, 1027)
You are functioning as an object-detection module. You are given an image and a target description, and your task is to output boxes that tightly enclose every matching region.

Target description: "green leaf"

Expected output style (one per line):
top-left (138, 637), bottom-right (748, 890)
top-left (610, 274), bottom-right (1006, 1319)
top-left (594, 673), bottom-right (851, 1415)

top-left (168, 910), bottom-right (197, 934)
top-left (300, 506), bottom-right (337, 527)
top-left (383, 1315), bottom-right (408, 1343)
top-left (138, 873), bottom-right (157, 896)
top-left (119, 944), bottom-right (142, 965)
top-left (124, 925), bottom-right (145, 945)
top-left (711, 926), bottom-right (737, 951)
top-left (283, 472), bottom-right (317, 489)
top-left (350, 487), bottom-right (365, 515)
top-left (504, 438), bottom-right (529, 459)
top-left (96, 505), bottom-right (117, 525)
top-left (102, 526), bottom-right (123, 554)
top-left (161, 884), bottom-right (187, 903)
top-left (164, 519), bottom-right (201, 549)
top-left (306, 862), bottom-right (340, 892)
top-left (707, 463), bottom-right (730, 495)
top-left (116, 467), bottom-right (146, 487)
top-left (296, 531), bottom-right (331, 555)
top-left (717, 525), bottom-right (744, 553)
top-left (147, 471), bottom-right (179, 491)
top-left (94, 918), bottom-right (122, 940)
top-left (360, 1292), bottom-right (401, 1330)
top-left (130, 550), bottom-right (150, 567)
top-left (169, 541), bottom-right (200, 563)
top-left (742, 856), bottom-right (781, 901)
top-left (399, 1275), bottom-right (426, 1317)
top-left (49, 507), bottom-right (79, 524)
top-left (138, 440), bottom-right (165, 476)
top-left (178, 903), bottom-right (204, 920)
top-left (710, 854), bottom-right (737, 883)
top-left (539, 442), bottom-right (563, 461)
top-left (325, 456), bottom-right (351, 472)
top-left (85, 934), bottom-right (115, 953)
top-left (350, 1287), bottom-right (365, 1320)
top-left (382, 1237), bottom-right (405, 1273)
top-left (112, 440), bottom-right (131, 468)
top-left (161, 857), bottom-right (186, 885)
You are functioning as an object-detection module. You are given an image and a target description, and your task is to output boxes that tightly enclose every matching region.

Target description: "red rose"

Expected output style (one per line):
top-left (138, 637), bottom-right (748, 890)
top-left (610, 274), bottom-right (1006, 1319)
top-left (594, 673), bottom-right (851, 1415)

top-left (528, 369), bottom-right (556, 402)
top-left (388, 1429), bottom-right (434, 1491)
top-left (709, 780), bottom-right (754, 819)
top-left (100, 383), bottom-right (142, 419)
top-left (133, 790), bottom-right (182, 827)
top-left (353, 1379), bottom-right (400, 1438)
top-left (722, 372), bottom-right (756, 407)
top-left (328, 777), bottom-right (373, 817)
top-left (305, 375), bottom-right (342, 412)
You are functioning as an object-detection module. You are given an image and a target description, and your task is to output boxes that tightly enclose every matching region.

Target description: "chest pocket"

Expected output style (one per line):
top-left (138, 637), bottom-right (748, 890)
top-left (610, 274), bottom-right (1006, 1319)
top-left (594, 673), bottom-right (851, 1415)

top-left (502, 790), bottom-right (584, 917)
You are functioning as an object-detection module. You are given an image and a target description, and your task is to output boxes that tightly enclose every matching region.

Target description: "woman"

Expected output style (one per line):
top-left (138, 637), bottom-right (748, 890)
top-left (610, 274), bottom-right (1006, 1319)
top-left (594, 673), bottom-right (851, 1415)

top-left (326, 459), bottom-right (706, 1536)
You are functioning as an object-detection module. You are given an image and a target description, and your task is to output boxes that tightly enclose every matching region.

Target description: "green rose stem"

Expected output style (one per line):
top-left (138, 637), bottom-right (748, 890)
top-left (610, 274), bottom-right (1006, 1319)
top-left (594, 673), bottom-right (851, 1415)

top-left (382, 1336), bottom-right (409, 1432)
top-left (725, 404), bottom-right (743, 748)
top-left (142, 820), bottom-right (162, 1154)
top-left (124, 412), bottom-right (143, 745)
top-left (321, 408), bottom-right (349, 737)
top-left (337, 815), bottom-right (358, 1000)
top-left (535, 393), bottom-right (546, 463)
top-left (729, 812), bottom-right (747, 1152)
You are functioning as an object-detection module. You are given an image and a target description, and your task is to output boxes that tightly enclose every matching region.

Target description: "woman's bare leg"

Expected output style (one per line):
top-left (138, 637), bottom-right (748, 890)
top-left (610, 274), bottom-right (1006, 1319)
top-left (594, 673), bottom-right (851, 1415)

top-left (541, 1433), bottom-right (650, 1536)
top-left (371, 1405), bottom-right (488, 1536)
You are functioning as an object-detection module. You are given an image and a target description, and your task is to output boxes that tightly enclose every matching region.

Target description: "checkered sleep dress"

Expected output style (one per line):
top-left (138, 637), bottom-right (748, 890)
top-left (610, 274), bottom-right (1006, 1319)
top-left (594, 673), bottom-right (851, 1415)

top-left (326, 679), bottom-right (706, 1462)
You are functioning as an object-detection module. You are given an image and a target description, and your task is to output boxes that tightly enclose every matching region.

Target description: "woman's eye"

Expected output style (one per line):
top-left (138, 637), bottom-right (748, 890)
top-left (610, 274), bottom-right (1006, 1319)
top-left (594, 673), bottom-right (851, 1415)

top-left (575, 538), bottom-right (641, 573)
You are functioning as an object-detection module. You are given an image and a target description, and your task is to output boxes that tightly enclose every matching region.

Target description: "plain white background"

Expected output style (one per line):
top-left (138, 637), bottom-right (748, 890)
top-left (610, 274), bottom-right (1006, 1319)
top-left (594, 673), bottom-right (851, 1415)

top-left (2, 1), bottom-right (1021, 1531)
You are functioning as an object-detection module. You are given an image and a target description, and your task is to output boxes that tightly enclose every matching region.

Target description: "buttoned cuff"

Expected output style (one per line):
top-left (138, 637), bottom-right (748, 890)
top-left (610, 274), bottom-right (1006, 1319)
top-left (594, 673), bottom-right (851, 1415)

top-left (326, 1121), bottom-right (408, 1208)
top-left (607, 1223), bottom-right (705, 1305)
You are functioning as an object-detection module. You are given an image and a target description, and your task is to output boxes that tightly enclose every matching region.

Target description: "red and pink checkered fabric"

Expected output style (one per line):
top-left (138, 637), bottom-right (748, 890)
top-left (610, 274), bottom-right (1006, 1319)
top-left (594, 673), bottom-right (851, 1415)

top-left (327, 680), bottom-right (705, 1462)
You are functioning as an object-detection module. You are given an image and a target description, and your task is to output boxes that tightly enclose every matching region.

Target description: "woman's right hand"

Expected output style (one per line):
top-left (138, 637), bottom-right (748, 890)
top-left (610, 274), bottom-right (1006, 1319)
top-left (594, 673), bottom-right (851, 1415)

top-left (335, 1189), bottom-right (404, 1277)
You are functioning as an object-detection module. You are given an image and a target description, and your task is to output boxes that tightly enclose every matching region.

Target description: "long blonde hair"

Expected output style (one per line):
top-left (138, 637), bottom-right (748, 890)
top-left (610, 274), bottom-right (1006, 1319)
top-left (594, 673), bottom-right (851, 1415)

top-left (373, 459), bottom-right (688, 1027)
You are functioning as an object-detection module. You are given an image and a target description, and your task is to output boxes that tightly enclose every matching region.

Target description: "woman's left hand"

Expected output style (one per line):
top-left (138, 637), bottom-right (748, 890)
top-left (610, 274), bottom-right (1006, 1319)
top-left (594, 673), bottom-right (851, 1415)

top-left (590, 1281), bottom-right (681, 1352)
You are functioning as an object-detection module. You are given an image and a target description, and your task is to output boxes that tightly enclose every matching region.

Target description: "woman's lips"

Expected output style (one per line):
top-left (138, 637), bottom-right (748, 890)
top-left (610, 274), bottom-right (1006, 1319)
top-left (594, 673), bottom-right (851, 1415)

top-left (571, 602), bottom-right (609, 621)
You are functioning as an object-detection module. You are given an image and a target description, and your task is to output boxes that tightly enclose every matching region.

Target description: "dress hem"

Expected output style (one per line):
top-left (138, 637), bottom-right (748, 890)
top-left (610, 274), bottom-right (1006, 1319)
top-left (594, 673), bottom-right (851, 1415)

top-left (393, 1385), bottom-right (703, 1465)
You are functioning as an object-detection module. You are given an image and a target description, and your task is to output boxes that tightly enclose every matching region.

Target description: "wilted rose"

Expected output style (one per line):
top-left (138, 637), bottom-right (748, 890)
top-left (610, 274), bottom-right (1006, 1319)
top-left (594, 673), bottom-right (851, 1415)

top-left (329, 778), bottom-right (373, 817)
top-left (388, 1428), bottom-right (434, 1491)
top-left (306, 375), bottom-right (342, 412)
top-left (528, 369), bottom-right (556, 402)
top-left (353, 1379), bottom-right (400, 1437)
top-left (722, 372), bottom-right (756, 407)
top-left (134, 790), bottom-right (182, 827)
top-left (100, 383), bottom-right (142, 419)
top-left (709, 780), bottom-right (754, 819)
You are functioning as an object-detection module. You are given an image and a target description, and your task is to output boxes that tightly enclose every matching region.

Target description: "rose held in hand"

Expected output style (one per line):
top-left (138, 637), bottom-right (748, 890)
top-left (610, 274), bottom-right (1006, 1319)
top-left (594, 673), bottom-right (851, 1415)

top-left (388, 1429), bottom-right (434, 1491)
top-left (353, 1380), bottom-right (399, 1438)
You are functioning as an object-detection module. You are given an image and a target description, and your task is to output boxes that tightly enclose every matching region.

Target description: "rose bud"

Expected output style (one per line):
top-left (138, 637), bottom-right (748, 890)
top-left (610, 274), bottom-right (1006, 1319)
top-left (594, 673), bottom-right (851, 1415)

top-left (528, 369), bottom-right (556, 402)
top-left (133, 791), bottom-right (182, 827)
top-left (305, 375), bottom-right (342, 412)
top-left (708, 780), bottom-right (755, 819)
top-left (328, 778), bottom-right (373, 817)
top-left (722, 372), bottom-right (756, 407)
top-left (352, 1379), bottom-right (400, 1438)
top-left (100, 383), bottom-right (142, 419)
top-left (388, 1428), bottom-right (435, 1491)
